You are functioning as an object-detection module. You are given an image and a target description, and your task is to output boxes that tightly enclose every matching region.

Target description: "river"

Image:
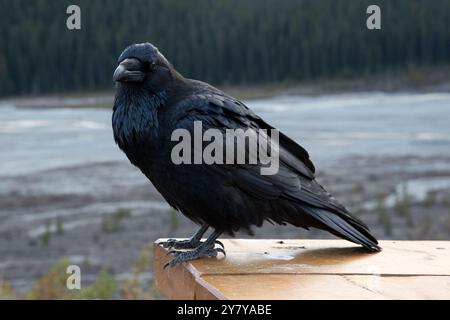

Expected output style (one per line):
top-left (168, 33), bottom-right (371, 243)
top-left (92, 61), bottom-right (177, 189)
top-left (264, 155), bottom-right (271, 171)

top-left (1, 92), bottom-right (450, 177)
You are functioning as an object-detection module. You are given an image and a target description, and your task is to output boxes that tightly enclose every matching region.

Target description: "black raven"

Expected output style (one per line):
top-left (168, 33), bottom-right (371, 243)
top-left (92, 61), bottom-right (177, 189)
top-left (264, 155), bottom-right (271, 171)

top-left (112, 43), bottom-right (380, 268)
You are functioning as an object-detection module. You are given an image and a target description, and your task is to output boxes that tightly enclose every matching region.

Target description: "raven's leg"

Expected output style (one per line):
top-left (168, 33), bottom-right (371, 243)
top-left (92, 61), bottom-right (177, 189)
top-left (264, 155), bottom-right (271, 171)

top-left (163, 230), bottom-right (225, 268)
top-left (158, 224), bottom-right (215, 249)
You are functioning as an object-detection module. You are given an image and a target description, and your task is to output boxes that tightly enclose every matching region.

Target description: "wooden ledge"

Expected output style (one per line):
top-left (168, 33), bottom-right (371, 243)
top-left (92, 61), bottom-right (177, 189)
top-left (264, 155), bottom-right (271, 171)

top-left (153, 239), bottom-right (450, 300)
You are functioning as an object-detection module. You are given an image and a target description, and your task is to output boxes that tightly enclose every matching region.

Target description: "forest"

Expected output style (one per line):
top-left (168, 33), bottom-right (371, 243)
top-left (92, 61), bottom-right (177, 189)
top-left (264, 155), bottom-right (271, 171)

top-left (0, 0), bottom-right (449, 97)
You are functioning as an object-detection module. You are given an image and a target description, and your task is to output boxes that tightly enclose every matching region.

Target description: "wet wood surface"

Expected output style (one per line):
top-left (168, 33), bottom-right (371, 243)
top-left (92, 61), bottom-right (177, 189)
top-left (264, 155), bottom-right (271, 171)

top-left (153, 239), bottom-right (450, 300)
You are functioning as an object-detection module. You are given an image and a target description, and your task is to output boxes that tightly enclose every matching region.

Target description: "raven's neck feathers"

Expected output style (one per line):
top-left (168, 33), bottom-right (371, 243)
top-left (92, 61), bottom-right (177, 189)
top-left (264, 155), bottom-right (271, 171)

top-left (112, 87), bottom-right (168, 152)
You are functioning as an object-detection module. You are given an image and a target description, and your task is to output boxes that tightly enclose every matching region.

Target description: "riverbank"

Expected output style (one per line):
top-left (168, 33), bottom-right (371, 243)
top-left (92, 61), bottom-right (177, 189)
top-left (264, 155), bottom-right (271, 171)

top-left (1, 65), bottom-right (450, 109)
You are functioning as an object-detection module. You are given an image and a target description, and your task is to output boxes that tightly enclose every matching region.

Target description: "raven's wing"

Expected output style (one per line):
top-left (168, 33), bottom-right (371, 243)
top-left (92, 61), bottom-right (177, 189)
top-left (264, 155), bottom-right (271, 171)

top-left (170, 91), bottom-right (380, 251)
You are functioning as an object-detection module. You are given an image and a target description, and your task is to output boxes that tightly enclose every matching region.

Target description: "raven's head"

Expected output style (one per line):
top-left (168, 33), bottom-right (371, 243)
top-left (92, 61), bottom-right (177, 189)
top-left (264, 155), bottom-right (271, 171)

top-left (113, 43), bottom-right (178, 92)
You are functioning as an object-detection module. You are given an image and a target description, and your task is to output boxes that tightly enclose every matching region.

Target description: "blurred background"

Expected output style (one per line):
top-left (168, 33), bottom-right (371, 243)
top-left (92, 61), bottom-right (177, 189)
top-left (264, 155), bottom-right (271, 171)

top-left (1, 0), bottom-right (450, 299)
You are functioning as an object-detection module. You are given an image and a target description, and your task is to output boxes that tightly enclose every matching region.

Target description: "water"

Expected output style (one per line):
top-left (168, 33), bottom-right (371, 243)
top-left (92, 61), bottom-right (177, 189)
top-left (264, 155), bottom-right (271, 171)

top-left (250, 92), bottom-right (450, 166)
top-left (1, 92), bottom-right (450, 178)
top-left (0, 105), bottom-right (125, 177)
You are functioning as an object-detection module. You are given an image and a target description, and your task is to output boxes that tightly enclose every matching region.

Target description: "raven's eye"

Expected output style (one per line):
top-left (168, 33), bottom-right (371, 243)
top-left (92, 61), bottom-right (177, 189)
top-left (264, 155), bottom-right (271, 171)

top-left (150, 62), bottom-right (157, 71)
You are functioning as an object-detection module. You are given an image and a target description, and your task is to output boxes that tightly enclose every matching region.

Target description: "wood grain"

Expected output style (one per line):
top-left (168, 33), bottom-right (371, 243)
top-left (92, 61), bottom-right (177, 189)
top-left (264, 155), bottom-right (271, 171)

top-left (153, 239), bottom-right (450, 300)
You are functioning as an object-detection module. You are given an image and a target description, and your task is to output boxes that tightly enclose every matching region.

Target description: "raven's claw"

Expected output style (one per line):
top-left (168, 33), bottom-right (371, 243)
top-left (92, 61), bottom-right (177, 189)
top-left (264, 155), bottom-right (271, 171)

top-left (214, 240), bottom-right (225, 249)
top-left (163, 246), bottom-right (226, 269)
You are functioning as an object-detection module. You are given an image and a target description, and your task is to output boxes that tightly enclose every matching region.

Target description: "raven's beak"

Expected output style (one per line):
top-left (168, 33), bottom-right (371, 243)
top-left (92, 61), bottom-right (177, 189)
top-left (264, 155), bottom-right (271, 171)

top-left (113, 58), bottom-right (145, 83)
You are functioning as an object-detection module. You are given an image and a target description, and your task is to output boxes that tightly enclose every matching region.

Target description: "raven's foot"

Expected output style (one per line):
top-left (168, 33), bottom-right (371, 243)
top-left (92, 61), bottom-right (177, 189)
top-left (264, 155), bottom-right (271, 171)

top-left (159, 238), bottom-right (224, 250)
top-left (163, 245), bottom-right (226, 269)
top-left (158, 224), bottom-right (210, 249)
top-left (162, 229), bottom-right (224, 268)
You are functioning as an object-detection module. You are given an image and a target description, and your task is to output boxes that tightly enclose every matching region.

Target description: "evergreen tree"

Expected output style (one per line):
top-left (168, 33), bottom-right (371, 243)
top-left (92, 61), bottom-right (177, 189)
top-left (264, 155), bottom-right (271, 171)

top-left (0, 0), bottom-right (449, 97)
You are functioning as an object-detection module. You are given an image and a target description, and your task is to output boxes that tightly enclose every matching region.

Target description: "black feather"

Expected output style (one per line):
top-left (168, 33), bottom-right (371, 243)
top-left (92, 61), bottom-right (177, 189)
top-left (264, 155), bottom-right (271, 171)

top-left (112, 43), bottom-right (381, 252)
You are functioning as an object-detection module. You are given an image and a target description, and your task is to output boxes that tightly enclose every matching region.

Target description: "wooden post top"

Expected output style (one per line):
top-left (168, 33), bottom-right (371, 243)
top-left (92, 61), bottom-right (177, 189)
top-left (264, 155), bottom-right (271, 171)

top-left (153, 239), bottom-right (450, 300)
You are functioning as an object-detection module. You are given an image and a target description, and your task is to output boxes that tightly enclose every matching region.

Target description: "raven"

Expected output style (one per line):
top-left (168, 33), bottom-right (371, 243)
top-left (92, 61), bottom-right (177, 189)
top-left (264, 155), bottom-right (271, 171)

top-left (112, 43), bottom-right (380, 268)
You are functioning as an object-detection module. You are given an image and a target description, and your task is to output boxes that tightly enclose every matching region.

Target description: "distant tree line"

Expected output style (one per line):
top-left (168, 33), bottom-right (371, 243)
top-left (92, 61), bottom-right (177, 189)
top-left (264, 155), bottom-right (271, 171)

top-left (0, 0), bottom-right (449, 97)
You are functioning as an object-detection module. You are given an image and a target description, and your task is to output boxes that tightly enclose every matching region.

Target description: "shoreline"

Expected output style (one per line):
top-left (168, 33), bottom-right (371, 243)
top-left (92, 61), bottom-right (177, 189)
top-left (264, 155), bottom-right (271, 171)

top-left (1, 65), bottom-right (450, 109)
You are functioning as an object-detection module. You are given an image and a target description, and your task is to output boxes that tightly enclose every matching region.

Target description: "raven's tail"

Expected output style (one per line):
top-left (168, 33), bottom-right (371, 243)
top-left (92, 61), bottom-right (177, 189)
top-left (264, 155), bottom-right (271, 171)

top-left (305, 206), bottom-right (381, 252)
